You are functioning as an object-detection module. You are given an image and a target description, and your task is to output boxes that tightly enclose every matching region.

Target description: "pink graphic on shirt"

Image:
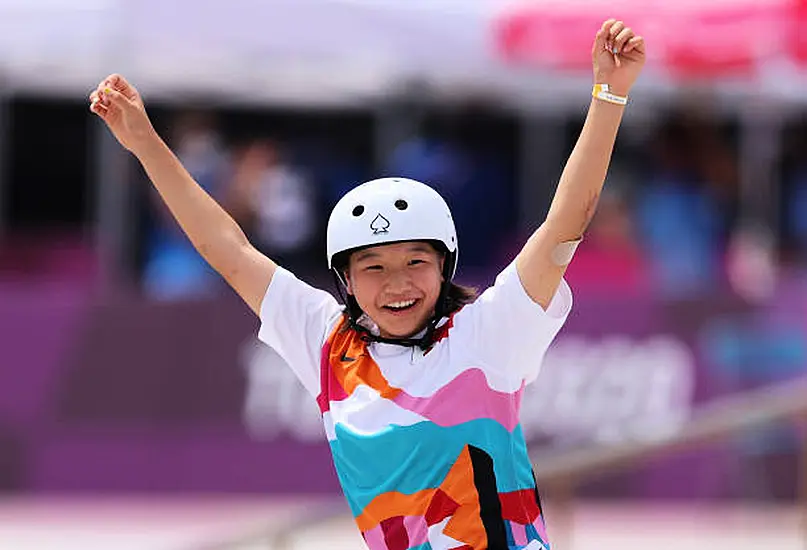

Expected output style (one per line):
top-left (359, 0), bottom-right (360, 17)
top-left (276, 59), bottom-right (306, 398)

top-left (533, 514), bottom-right (549, 544)
top-left (510, 521), bottom-right (528, 546)
top-left (318, 317), bottom-right (523, 432)
top-left (393, 368), bottom-right (523, 431)
top-left (403, 514), bottom-right (429, 547)
top-left (362, 523), bottom-right (387, 549)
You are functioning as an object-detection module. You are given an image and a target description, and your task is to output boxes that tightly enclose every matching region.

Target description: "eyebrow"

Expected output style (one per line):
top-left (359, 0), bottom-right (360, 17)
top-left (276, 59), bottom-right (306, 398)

top-left (354, 250), bottom-right (380, 262)
top-left (353, 243), bottom-right (433, 262)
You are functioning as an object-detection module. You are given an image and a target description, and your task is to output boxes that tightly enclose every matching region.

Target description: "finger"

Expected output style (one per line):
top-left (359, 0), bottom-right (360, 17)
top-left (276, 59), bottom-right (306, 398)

top-left (607, 20), bottom-right (626, 53)
top-left (613, 27), bottom-right (634, 54)
top-left (103, 87), bottom-right (133, 110)
top-left (593, 20), bottom-right (614, 54)
top-left (104, 74), bottom-right (138, 102)
top-left (90, 89), bottom-right (108, 104)
top-left (93, 82), bottom-right (114, 107)
top-left (623, 35), bottom-right (645, 55)
top-left (608, 20), bottom-right (625, 39)
top-left (89, 99), bottom-right (108, 116)
top-left (600, 18), bottom-right (617, 34)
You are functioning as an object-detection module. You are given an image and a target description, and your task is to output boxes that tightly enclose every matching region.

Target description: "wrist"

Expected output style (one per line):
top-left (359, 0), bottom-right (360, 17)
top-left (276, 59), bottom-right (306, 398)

top-left (593, 75), bottom-right (630, 97)
top-left (131, 126), bottom-right (163, 160)
top-left (591, 83), bottom-right (628, 107)
top-left (599, 85), bottom-right (630, 97)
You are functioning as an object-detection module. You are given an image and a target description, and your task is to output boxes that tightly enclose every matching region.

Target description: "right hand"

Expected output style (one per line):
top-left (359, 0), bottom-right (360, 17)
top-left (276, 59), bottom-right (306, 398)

top-left (89, 74), bottom-right (156, 155)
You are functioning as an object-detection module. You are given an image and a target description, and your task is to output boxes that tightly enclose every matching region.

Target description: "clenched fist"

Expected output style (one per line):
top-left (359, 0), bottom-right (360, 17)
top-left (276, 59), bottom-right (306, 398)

top-left (89, 74), bottom-right (156, 155)
top-left (592, 19), bottom-right (646, 97)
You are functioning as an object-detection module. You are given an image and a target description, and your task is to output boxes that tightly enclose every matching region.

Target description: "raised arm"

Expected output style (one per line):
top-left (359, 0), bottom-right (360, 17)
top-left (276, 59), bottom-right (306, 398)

top-left (516, 19), bottom-right (646, 308)
top-left (90, 74), bottom-right (275, 315)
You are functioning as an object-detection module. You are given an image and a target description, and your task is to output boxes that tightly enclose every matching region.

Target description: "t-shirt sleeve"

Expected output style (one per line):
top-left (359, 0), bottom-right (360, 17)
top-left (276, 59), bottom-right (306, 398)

top-left (451, 261), bottom-right (573, 384)
top-left (257, 267), bottom-right (344, 398)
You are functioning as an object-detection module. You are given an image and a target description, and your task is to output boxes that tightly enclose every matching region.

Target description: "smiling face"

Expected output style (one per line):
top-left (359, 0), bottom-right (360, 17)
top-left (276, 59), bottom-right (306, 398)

top-left (345, 241), bottom-right (445, 339)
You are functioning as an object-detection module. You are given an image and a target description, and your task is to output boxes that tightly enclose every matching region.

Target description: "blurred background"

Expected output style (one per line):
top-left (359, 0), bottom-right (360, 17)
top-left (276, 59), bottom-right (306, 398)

top-left (1, 0), bottom-right (807, 548)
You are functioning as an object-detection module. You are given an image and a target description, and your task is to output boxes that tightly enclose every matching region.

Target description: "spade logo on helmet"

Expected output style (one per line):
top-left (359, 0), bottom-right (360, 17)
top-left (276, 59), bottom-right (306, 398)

top-left (370, 214), bottom-right (390, 235)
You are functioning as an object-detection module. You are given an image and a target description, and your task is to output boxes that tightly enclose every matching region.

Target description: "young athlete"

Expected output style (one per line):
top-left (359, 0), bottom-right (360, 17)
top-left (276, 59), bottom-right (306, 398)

top-left (90, 19), bottom-right (645, 550)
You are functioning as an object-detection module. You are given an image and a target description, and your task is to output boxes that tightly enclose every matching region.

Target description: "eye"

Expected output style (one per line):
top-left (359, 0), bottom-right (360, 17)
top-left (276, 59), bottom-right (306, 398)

top-left (409, 258), bottom-right (426, 266)
top-left (364, 265), bottom-right (383, 272)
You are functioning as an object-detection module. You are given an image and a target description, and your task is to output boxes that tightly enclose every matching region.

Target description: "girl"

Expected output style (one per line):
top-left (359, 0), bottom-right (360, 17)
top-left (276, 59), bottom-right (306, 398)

top-left (90, 19), bottom-right (645, 550)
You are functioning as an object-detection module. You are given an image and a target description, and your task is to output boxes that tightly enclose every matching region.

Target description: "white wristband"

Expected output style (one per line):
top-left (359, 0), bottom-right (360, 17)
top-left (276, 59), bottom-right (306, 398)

top-left (592, 83), bottom-right (628, 106)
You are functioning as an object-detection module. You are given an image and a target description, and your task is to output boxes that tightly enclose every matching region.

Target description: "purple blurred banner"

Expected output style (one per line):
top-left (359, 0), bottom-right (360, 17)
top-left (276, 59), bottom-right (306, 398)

top-left (1, 273), bottom-right (806, 499)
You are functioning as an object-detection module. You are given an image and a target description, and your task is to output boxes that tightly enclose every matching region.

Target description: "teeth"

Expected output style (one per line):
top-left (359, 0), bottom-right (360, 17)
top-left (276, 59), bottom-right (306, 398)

top-left (387, 299), bottom-right (416, 309)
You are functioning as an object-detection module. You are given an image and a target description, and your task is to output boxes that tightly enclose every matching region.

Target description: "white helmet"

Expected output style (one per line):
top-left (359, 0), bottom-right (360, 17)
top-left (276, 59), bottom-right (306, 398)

top-left (326, 177), bottom-right (458, 278)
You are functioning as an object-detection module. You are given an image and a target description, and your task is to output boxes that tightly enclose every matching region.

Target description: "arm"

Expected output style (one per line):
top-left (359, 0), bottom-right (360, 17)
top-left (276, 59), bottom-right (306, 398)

top-left (90, 74), bottom-right (274, 315)
top-left (516, 19), bottom-right (646, 308)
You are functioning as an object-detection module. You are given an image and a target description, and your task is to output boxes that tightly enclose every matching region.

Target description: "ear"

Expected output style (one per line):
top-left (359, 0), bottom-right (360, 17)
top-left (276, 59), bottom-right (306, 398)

top-left (343, 271), bottom-right (354, 295)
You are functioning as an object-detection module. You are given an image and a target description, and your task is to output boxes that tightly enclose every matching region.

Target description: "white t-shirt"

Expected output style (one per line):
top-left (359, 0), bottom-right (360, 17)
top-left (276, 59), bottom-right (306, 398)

top-left (257, 262), bottom-right (571, 550)
top-left (258, 262), bottom-right (571, 398)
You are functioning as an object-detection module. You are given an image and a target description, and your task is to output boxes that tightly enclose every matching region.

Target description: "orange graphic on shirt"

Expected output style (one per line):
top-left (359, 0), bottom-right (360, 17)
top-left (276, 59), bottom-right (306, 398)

top-left (327, 318), bottom-right (402, 401)
top-left (354, 446), bottom-right (487, 549)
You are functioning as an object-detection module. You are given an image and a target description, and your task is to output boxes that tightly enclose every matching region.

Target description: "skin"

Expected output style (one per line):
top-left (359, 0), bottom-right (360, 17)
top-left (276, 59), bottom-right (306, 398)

top-left (88, 18), bottom-right (645, 320)
top-left (516, 19), bottom-right (646, 308)
top-left (345, 242), bottom-right (445, 339)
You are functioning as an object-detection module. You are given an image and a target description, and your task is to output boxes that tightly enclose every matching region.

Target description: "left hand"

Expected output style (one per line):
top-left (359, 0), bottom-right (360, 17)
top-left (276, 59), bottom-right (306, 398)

top-left (592, 19), bottom-right (646, 97)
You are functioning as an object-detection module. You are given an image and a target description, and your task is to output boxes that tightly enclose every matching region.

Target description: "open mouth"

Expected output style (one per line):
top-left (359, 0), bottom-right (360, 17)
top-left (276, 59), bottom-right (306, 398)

top-left (383, 299), bottom-right (418, 313)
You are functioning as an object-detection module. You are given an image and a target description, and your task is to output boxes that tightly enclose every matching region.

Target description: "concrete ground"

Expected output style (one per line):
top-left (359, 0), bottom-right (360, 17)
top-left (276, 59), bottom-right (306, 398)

top-left (0, 496), bottom-right (801, 550)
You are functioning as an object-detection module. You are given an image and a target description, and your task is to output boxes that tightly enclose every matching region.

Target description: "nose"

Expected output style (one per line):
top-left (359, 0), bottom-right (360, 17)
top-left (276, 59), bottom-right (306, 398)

top-left (384, 268), bottom-right (413, 294)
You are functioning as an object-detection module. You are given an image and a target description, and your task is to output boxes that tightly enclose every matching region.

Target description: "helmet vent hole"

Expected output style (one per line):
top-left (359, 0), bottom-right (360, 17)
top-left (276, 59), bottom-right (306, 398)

top-left (352, 205), bottom-right (365, 217)
top-left (394, 199), bottom-right (408, 211)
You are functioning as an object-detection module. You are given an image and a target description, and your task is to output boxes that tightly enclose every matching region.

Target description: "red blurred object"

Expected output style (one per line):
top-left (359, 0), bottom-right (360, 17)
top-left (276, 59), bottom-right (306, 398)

top-left (493, 0), bottom-right (795, 79)
top-left (792, 0), bottom-right (807, 65)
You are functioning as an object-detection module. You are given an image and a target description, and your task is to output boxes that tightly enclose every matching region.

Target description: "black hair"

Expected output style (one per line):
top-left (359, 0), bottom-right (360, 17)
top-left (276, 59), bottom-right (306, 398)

top-left (443, 281), bottom-right (478, 314)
